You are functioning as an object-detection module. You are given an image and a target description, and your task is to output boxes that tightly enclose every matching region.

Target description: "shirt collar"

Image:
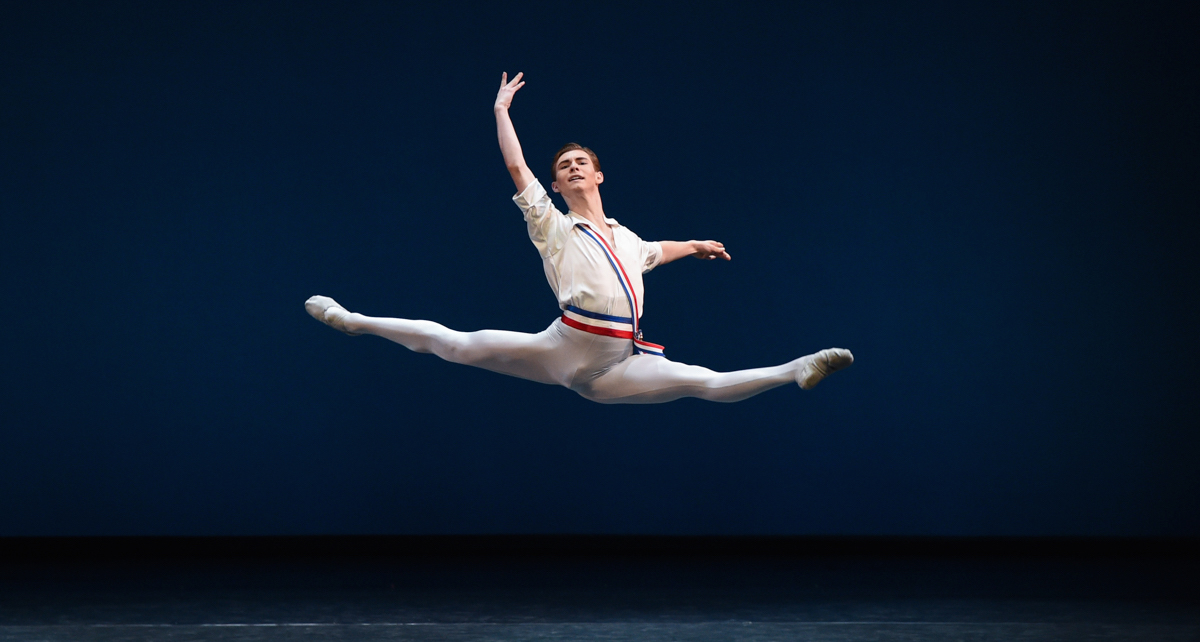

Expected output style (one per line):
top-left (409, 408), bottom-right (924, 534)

top-left (568, 210), bottom-right (621, 228)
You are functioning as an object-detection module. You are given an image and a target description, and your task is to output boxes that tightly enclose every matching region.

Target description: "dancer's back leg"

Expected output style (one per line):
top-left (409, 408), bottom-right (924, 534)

top-left (307, 296), bottom-right (575, 386)
top-left (360, 317), bottom-right (574, 385)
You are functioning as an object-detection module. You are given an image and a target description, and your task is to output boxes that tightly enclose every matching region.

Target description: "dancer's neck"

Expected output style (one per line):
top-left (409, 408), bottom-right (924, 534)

top-left (565, 191), bottom-right (609, 232)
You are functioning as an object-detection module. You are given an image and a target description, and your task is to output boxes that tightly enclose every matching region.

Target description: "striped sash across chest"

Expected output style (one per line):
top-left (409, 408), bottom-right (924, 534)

top-left (559, 223), bottom-right (665, 357)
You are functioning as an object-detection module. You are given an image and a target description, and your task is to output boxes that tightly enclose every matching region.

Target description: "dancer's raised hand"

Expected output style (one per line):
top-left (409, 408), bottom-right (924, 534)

top-left (495, 72), bottom-right (534, 191)
top-left (494, 72), bottom-right (525, 112)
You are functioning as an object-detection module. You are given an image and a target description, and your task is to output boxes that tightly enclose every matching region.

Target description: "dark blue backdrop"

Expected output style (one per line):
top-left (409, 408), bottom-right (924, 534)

top-left (2, 1), bottom-right (1197, 536)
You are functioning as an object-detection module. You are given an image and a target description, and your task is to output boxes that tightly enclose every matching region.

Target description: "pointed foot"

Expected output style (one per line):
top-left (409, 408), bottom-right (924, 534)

top-left (797, 348), bottom-right (854, 390)
top-left (305, 295), bottom-right (359, 335)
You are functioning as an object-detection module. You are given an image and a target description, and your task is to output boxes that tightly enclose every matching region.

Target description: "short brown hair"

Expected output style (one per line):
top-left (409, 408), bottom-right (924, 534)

top-left (551, 143), bottom-right (601, 179)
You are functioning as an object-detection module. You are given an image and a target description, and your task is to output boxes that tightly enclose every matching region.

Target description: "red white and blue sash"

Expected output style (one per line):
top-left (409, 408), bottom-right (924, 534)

top-left (560, 223), bottom-right (665, 357)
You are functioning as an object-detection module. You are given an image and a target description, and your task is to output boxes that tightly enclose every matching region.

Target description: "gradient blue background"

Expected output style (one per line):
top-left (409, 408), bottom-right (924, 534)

top-left (2, 1), bottom-right (1197, 536)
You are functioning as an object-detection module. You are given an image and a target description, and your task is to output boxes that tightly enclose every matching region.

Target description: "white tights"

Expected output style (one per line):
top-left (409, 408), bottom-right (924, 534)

top-left (344, 315), bottom-right (802, 404)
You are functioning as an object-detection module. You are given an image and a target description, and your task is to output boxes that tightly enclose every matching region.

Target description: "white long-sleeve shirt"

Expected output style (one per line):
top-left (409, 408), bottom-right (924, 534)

top-left (513, 179), bottom-right (662, 320)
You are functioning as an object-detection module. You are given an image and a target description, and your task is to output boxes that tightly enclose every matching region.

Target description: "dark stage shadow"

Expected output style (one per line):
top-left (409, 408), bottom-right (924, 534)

top-left (1, 536), bottom-right (1197, 641)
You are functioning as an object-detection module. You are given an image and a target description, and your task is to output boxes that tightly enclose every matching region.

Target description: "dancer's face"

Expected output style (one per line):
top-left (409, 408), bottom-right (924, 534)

top-left (551, 150), bottom-right (603, 194)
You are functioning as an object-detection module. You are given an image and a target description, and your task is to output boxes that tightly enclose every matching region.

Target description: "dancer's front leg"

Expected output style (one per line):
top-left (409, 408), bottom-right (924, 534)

top-left (305, 295), bottom-right (568, 386)
top-left (579, 349), bottom-right (853, 405)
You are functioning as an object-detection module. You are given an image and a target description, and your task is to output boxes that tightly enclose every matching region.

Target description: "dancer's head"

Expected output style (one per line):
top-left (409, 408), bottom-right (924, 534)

top-left (550, 143), bottom-right (603, 196)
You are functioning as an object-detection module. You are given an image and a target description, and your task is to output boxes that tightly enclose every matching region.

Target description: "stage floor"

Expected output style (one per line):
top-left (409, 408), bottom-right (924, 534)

top-left (2, 551), bottom-right (1197, 641)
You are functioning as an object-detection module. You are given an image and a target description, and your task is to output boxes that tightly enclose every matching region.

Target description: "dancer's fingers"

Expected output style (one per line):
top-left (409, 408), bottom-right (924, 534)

top-left (695, 240), bottom-right (729, 260)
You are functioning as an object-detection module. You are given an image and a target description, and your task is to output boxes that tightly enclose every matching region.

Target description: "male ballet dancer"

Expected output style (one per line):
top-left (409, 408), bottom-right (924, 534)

top-left (305, 72), bottom-right (852, 403)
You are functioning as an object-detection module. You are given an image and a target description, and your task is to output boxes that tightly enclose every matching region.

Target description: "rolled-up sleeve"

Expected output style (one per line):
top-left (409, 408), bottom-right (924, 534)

top-left (640, 239), bottom-right (663, 273)
top-left (513, 180), bottom-right (570, 258)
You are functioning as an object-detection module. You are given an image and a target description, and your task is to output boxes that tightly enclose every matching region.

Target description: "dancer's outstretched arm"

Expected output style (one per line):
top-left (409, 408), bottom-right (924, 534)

top-left (495, 72), bottom-right (535, 193)
top-left (657, 240), bottom-right (732, 265)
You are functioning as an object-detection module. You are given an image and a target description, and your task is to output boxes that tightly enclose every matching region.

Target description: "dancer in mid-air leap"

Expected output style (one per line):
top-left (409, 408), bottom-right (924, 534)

top-left (306, 72), bottom-right (852, 403)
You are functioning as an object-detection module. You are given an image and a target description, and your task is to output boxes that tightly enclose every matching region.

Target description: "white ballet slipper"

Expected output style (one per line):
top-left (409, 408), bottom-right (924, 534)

top-left (305, 295), bottom-right (359, 335)
top-left (796, 348), bottom-right (854, 390)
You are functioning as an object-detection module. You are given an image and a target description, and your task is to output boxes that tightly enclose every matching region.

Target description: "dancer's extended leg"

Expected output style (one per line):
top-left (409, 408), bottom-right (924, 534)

top-left (306, 295), bottom-right (578, 386)
top-left (354, 316), bottom-right (574, 385)
top-left (577, 349), bottom-right (853, 404)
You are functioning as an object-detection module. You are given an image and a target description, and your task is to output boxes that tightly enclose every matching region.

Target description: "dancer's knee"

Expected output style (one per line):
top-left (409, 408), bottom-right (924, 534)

top-left (571, 384), bottom-right (627, 405)
top-left (385, 320), bottom-right (468, 358)
top-left (429, 331), bottom-right (474, 362)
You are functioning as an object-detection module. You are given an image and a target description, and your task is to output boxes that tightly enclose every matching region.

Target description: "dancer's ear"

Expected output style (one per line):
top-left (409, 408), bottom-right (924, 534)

top-left (595, 171), bottom-right (603, 185)
top-left (551, 181), bottom-right (560, 193)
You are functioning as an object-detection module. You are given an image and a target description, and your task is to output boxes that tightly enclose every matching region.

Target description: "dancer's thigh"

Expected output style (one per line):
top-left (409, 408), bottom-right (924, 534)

top-left (448, 325), bottom-right (578, 387)
top-left (577, 355), bottom-right (719, 404)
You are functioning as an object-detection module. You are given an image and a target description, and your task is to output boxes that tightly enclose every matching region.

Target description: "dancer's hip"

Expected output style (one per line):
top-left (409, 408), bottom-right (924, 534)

top-left (558, 306), bottom-right (665, 357)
